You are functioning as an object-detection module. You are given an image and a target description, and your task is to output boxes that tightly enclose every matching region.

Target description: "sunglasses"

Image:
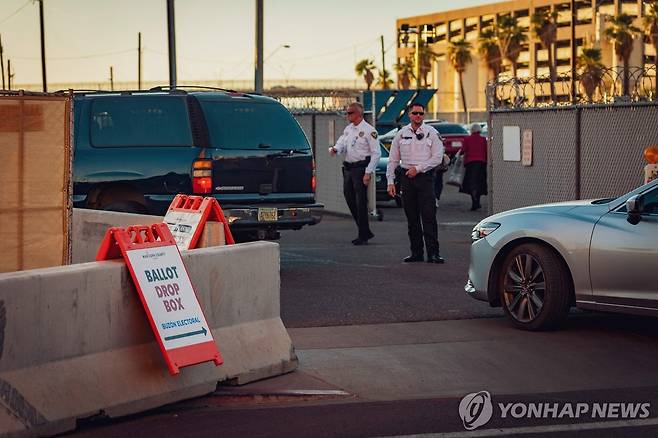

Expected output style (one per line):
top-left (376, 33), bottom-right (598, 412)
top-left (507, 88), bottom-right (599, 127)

top-left (346, 111), bottom-right (355, 115)
top-left (410, 111), bottom-right (424, 116)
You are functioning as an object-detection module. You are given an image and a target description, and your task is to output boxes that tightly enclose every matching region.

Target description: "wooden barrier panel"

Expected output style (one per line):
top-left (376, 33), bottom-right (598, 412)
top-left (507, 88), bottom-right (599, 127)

top-left (0, 92), bottom-right (73, 273)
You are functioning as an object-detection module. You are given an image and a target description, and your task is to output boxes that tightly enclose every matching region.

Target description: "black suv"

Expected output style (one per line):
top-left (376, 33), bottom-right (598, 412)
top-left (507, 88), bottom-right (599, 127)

top-left (72, 88), bottom-right (323, 240)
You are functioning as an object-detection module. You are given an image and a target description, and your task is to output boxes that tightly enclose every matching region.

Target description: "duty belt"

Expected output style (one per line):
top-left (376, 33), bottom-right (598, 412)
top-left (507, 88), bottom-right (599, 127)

top-left (343, 157), bottom-right (371, 169)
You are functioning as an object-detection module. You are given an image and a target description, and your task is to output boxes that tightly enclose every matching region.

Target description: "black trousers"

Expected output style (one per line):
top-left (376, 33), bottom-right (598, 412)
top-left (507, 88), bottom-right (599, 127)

top-left (342, 165), bottom-right (372, 239)
top-left (400, 171), bottom-right (440, 257)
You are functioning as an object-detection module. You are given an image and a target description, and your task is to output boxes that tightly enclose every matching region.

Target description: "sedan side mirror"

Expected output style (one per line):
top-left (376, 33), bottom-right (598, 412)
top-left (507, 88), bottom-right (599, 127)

top-left (626, 194), bottom-right (644, 225)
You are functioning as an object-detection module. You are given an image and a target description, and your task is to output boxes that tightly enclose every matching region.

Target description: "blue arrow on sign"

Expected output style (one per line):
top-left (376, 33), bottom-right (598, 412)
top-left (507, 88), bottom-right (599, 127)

top-left (164, 326), bottom-right (208, 341)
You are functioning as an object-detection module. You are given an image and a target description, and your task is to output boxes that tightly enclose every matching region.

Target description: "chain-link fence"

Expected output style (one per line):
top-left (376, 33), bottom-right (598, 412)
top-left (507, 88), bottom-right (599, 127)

top-left (489, 102), bottom-right (658, 213)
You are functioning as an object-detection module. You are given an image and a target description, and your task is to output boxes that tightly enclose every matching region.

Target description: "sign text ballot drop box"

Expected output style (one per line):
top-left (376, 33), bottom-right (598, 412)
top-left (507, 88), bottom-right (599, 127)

top-left (97, 223), bottom-right (222, 375)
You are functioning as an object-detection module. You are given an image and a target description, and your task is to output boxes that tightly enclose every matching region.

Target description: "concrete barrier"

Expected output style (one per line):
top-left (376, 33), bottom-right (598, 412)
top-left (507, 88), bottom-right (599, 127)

top-left (72, 209), bottom-right (168, 263)
top-left (0, 217), bottom-right (296, 436)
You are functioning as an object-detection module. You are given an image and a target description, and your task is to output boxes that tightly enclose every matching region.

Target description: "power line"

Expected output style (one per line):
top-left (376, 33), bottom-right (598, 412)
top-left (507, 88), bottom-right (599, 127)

top-left (0, 0), bottom-right (31, 26)
top-left (11, 48), bottom-right (135, 60)
top-left (286, 37), bottom-right (380, 62)
top-left (143, 48), bottom-right (246, 65)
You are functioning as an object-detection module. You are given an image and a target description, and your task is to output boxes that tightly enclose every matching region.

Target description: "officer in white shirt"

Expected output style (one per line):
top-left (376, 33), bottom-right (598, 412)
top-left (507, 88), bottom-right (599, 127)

top-left (386, 102), bottom-right (445, 263)
top-left (329, 102), bottom-right (381, 245)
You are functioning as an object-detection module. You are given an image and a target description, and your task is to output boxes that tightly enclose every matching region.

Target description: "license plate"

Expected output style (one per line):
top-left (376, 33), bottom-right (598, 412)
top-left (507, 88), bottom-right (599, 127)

top-left (452, 141), bottom-right (462, 147)
top-left (258, 207), bottom-right (278, 222)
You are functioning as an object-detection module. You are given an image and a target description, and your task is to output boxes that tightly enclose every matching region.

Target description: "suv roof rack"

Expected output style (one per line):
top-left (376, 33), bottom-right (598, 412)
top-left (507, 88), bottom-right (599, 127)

top-left (63, 87), bottom-right (244, 96)
top-left (149, 85), bottom-right (240, 93)
top-left (56, 89), bottom-right (112, 94)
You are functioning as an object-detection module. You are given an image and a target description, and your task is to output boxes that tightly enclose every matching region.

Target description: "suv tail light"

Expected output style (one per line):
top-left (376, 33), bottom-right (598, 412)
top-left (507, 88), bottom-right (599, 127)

top-left (192, 159), bottom-right (213, 194)
top-left (311, 159), bottom-right (316, 192)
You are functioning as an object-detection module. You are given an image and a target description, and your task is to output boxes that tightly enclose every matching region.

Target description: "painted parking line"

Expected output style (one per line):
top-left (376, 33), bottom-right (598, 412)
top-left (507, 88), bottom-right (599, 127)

top-left (383, 417), bottom-right (658, 437)
top-left (439, 221), bottom-right (478, 227)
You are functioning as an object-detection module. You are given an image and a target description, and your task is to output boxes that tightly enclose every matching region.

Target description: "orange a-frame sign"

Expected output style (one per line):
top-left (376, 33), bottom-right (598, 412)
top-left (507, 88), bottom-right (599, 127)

top-left (97, 223), bottom-right (222, 375)
top-left (164, 195), bottom-right (235, 250)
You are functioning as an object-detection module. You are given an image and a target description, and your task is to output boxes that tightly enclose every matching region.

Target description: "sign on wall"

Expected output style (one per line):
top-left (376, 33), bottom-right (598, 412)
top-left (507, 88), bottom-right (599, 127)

top-left (522, 129), bottom-right (533, 166)
top-left (503, 126), bottom-right (521, 161)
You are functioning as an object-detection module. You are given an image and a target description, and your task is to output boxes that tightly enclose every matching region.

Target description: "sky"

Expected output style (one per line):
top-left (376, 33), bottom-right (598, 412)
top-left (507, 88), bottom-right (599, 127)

top-left (0, 0), bottom-right (492, 86)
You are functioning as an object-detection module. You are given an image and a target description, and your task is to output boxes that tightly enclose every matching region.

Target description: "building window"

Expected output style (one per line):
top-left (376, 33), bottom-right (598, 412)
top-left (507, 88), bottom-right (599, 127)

top-left (465, 16), bottom-right (478, 41)
top-left (449, 19), bottom-right (462, 40)
top-left (421, 23), bottom-right (435, 44)
top-left (536, 45), bottom-right (550, 67)
top-left (645, 43), bottom-right (656, 68)
top-left (435, 22), bottom-right (447, 42)
top-left (621, 0), bottom-right (638, 17)
top-left (556, 2), bottom-right (572, 28)
top-left (576, 0), bottom-right (592, 25)
top-left (597, 0), bottom-right (615, 16)
top-left (481, 14), bottom-right (495, 30)
top-left (515, 9), bottom-right (530, 30)
top-left (556, 39), bottom-right (572, 65)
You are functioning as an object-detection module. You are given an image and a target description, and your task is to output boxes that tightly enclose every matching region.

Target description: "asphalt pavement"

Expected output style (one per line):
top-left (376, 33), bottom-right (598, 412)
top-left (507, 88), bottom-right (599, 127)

top-left (66, 187), bottom-right (658, 438)
top-left (279, 185), bottom-right (499, 327)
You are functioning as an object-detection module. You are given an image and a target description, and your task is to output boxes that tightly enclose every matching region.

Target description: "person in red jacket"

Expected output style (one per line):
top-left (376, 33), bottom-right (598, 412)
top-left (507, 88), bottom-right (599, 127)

top-left (459, 123), bottom-right (488, 211)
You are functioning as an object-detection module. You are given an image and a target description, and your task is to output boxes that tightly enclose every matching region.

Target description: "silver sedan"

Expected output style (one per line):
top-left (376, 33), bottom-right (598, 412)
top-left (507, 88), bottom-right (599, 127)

top-left (466, 179), bottom-right (658, 330)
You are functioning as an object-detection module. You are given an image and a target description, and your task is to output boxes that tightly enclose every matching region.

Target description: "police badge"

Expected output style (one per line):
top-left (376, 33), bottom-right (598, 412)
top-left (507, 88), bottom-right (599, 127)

top-left (359, 131), bottom-right (364, 137)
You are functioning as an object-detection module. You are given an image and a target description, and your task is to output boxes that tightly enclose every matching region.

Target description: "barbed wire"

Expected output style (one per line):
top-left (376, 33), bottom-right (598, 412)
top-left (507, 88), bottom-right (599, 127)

top-left (486, 65), bottom-right (658, 110)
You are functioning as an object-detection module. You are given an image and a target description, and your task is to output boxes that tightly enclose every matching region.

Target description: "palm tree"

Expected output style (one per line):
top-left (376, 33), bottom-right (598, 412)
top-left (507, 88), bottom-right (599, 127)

top-left (355, 59), bottom-right (376, 90)
top-left (577, 47), bottom-right (605, 103)
top-left (478, 28), bottom-right (503, 80)
top-left (418, 43), bottom-right (436, 87)
top-left (496, 15), bottom-right (528, 77)
top-left (604, 13), bottom-right (641, 96)
top-left (531, 8), bottom-right (558, 102)
top-left (447, 38), bottom-right (473, 114)
top-left (376, 68), bottom-right (394, 90)
top-left (410, 41), bottom-right (436, 87)
top-left (643, 1), bottom-right (658, 99)
top-left (394, 58), bottom-right (415, 89)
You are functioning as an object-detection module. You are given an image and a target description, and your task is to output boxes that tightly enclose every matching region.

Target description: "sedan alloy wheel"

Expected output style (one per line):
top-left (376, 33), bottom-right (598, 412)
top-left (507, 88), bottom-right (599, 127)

top-left (502, 252), bottom-right (545, 323)
top-left (498, 243), bottom-right (572, 330)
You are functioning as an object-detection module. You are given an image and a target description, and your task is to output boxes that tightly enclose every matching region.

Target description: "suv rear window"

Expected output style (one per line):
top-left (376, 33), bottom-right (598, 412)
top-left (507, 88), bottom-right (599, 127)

top-left (90, 96), bottom-right (193, 147)
top-left (200, 100), bottom-right (310, 150)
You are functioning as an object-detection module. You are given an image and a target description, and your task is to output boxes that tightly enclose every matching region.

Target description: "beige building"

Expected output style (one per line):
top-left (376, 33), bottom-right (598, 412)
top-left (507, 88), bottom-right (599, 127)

top-left (396, 0), bottom-right (656, 116)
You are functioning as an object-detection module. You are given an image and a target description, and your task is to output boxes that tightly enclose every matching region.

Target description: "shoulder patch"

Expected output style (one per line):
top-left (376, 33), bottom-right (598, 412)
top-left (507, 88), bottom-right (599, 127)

top-left (370, 131), bottom-right (378, 139)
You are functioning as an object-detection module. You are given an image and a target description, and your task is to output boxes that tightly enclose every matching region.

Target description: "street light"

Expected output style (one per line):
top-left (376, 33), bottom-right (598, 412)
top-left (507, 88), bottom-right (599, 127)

top-left (262, 44), bottom-right (291, 90)
top-left (400, 24), bottom-right (434, 89)
top-left (265, 44), bottom-right (291, 63)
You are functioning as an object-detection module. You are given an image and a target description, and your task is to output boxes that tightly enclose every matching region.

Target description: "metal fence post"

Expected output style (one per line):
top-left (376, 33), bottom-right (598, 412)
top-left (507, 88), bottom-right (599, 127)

top-left (575, 106), bottom-right (581, 199)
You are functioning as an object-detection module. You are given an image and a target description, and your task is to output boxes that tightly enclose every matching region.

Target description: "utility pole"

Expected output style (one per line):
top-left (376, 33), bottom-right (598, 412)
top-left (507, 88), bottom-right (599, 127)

top-left (0, 35), bottom-right (5, 90)
top-left (380, 35), bottom-right (385, 84)
top-left (38, 0), bottom-right (47, 92)
top-left (138, 32), bottom-right (142, 89)
top-left (166, 0), bottom-right (177, 88)
top-left (110, 66), bottom-right (114, 91)
top-left (415, 32), bottom-right (420, 89)
top-left (7, 59), bottom-right (12, 90)
top-left (570, 0), bottom-right (577, 103)
top-left (254, 0), bottom-right (264, 93)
